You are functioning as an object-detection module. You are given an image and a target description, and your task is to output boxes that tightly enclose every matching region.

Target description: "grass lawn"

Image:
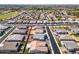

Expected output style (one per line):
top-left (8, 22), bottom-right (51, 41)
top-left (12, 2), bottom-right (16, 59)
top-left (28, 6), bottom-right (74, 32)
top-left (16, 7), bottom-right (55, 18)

top-left (18, 41), bottom-right (29, 54)
top-left (48, 16), bottom-right (51, 20)
top-left (75, 35), bottom-right (79, 40)
top-left (56, 16), bottom-right (62, 20)
top-left (52, 26), bottom-right (66, 29)
top-left (0, 11), bottom-right (19, 20)
top-left (18, 41), bottom-right (26, 53)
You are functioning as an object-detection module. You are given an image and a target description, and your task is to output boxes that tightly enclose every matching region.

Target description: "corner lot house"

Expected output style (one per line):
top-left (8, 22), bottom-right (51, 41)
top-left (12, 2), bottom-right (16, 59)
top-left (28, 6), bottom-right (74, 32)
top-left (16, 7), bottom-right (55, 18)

top-left (55, 29), bottom-right (68, 34)
top-left (63, 41), bottom-right (79, 52)
top-left (0, 42), bottom-right (20, 53)
top-left (13, 28), bottom-right (27, 35)
top-left (58, 34), bottom-right (75, 41)
top-left (5, 34), bottom-right (25, 42)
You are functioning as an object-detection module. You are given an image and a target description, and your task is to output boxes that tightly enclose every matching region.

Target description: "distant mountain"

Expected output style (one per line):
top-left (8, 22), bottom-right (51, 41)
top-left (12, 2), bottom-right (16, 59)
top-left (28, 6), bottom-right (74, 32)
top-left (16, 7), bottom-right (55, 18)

top-left (0, 4), bottom-right (79, 9)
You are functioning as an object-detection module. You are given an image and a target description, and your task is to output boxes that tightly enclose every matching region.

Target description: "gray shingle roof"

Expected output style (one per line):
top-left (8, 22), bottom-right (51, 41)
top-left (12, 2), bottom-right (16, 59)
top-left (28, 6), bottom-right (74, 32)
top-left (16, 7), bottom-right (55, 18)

top-left (0, 42), bottom-right (20, 52)
top-left (58, 34), bottom-right (74, 41)
top-left (33, 34), bottom-right (46, 41)
top-left (13, 28), bottom-right (27, 34)
top-left (55, 29), bottom-right (68, 34)
top-left (63, 41), bottom-right (79, 51)
top-left (6, 34), bottom-right (25, 42)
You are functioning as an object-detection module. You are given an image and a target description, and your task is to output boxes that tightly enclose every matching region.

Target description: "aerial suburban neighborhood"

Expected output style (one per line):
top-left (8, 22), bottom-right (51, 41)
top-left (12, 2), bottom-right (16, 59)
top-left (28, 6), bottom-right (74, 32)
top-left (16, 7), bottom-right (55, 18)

top-left (0, 5), bottom-right (79, 54)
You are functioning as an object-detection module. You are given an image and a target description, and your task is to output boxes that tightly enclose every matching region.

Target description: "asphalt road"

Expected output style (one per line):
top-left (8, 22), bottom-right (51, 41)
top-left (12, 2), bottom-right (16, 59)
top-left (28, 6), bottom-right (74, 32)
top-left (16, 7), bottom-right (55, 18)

top-left (0, 27), bottom-right (15, 43)
top-left (46, 26), bottom-right (60, 54)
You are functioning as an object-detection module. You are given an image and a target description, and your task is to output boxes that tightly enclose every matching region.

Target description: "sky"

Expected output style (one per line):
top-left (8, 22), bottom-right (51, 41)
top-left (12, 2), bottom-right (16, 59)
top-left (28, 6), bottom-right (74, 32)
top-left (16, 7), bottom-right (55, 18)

top-left (0, 0), bottom-right (79, 4)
